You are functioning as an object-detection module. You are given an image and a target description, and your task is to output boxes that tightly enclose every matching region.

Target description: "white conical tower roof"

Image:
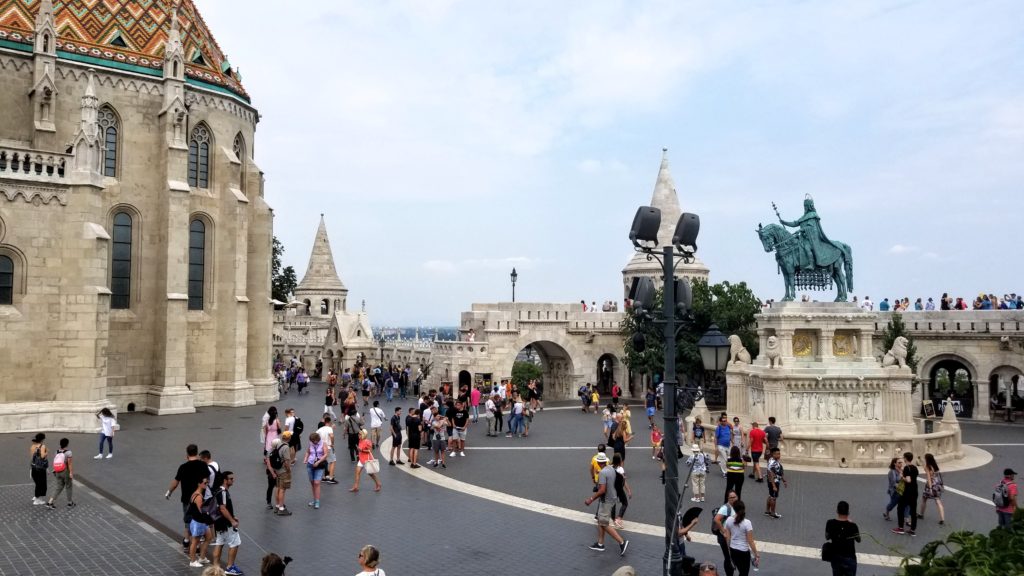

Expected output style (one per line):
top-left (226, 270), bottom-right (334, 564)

top-left (622, 149), bottom-right (709, 297)
top-left (295, 215), bottom-right (347, 294)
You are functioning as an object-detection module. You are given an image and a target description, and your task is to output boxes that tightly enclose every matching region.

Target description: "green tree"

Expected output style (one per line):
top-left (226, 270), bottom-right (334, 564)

top-left (271, 236), bottom-right (297, 303)
top-left (880, 313), bottom-right (920, 390)
top-left (621, 289), bottom-right (665, 384)
top-left (511, 361), bottom-right (543, 396)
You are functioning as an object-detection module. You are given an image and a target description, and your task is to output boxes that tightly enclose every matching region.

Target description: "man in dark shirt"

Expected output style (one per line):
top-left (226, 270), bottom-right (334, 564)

top-left (893, 452), bottom-right (919, 535)
top-left (388, 407), bottom-right (404, 466)
top-left (763, 416), bottom-right (783, 451)
top-left (449, 400), bottom-right (471, 457)
top-left (165, 444), bottom-right (211, 550)
top-left (825, 500), bottom-right (861, 575)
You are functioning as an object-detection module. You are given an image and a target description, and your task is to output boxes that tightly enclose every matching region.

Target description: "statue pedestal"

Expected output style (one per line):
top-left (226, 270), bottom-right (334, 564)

top-left (726, 302), bottom-right (961, 468)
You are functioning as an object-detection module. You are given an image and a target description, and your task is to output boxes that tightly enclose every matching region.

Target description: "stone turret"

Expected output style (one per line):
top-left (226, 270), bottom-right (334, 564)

top-left (622, 149), bottom-right (710, 298)
top-left (293, 215), bottom-right (348, 317)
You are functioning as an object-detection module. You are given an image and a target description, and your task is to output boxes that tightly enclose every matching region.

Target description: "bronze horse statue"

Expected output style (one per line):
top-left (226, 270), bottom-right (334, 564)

top-left (757, 222), bottom-right (853, 302)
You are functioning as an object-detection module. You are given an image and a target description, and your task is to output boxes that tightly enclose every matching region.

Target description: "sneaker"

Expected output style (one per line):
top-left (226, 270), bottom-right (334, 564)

top-left (275, 508), bottom-right (292, 516)
top-left (189, 561), bottom-right (203, 568)
top-left (450, 451), bottom-right (457, 457)
top-left (883, 512), bottom-right (891, 521)
top-left (32, 498), bottom-right (45, 506)
top-left (324, 477), bottom-right (339, 485)
top-left (410, 464), bottom-right (421, 469)
top-left (441, 462), bottom-right (447, 469)
top-left (225, 565), bottom-right (244, 576)
top-left (619, 540), bottom-right (630, 556)
top-left (182, 538), bottom-right (190, 551)
top-left (748, 473), bottom-right (756, 479)
top-left (906, 530), bottom-right (916, 536)
top-left (307, 500), bottom-right (316, 507)
top-left (771, 513), bottom-right (782, 519)
top-left (699, 497), bottom-right (705, 502)
top-left (199, 558), bottom-right (211, 565)
top-left (94, 454), bottom-right (103, 459)
top-left (433, 462), bottom-right (439, 468)
top-left (588, 543), bottom-right (606, 551)
top-left (427, 459), bottom-right (436, 466)
top-left (891, 527), bottom-right (905, 535)
top-left (396, 460), bottom-right (405, 465)
top-left (45, 502), bottom-right (55, 510)
top-left (266, 503), bottom-right (274, 510)
top-left (105, 453), bottom-right (113, 459)
top-left (764, 511), bottom-right (772, 517)
top-left (388, 460), bottom-right (395, 466)
top-left (460, 451), bottom-right (466, 457)
top-left (314, 501), bottom-right (320, 509)
top-left (691, 497), bottom-right (700, 502)
top-left (67, 502), bottom-right (76, 508)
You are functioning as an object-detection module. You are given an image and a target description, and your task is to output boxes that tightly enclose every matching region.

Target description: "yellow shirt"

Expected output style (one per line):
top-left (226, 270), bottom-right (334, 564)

top-left (590, 455), bottom-right (602, 483)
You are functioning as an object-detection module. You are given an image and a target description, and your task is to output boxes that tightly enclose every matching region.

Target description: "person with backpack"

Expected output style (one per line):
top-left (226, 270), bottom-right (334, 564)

top-left (269, 434), bottom-right (293, 516)
top-left (610, 453), bottom-right (632, 529)
top-left (46, 437), bottom-right (74, 509)
top-left (29, 433), bottom-right (49, 506)
top-left (584, 452), bottom-right (629, 555)
top-left (891, 452), bottom-right (919, 536)
top-left (209, 471), bottom-right (244, 576)
top-left (166, 444), bottom-right (213, 552)
top-left (186, 476), bottom-right (213, 568)
top-left (996, 468), bottom-right (1018, 528)
top-left (687, 443), bottom-right (709, 503)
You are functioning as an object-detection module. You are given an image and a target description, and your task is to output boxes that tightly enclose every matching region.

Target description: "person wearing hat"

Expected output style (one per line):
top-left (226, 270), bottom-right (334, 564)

top-left (270, 434), bottom-right (293, 516)
top-left (996, 468), bottom-right (1018, 528)
top-left (686, 443), bottom-right (709, 503)
top-left (584, 452), bottom-right (629, 556)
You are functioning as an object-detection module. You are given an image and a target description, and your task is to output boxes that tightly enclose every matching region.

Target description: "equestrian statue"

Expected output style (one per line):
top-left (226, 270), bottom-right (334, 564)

top-left (757, 195), bottom-right (853, 302)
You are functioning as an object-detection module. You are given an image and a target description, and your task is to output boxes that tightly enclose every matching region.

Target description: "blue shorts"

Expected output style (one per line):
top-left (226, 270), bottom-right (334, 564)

top-left (189, 520), bottom-right (208, 537)
top-left (646, 407), bottom-right (656, 417)
top-left (307, 463), bottom-right (324, 482)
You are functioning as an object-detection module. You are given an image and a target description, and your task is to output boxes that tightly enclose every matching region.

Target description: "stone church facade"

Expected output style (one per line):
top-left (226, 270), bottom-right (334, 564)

top-left (0, 0), bottom-right (274, 432)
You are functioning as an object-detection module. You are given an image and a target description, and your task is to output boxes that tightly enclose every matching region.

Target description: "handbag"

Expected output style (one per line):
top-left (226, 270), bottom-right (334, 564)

top-left (820, 540), bottom-right (834, 562)
top-left (364, 458), bottom-right (380, 475)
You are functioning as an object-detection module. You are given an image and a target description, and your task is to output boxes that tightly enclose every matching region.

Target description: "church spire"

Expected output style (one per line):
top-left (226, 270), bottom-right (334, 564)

top-left (295, 215), bottom-right (347, 295)
top-left (649, 147), bottom-right (682, 249)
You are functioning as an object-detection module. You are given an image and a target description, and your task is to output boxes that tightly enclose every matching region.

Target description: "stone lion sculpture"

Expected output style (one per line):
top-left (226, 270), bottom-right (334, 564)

top-left (765, 335), bottom-right (782, 368)
top-left (729, 335), bottom-right (752, 365)
top-left (881, 336), bottom-right (909, 369)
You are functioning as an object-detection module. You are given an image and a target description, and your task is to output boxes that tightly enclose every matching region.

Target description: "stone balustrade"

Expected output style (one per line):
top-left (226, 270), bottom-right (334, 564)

top-left (0, 146), bottom-right (70, 183)
top-left (874, 310), bottom-right (1023, 335)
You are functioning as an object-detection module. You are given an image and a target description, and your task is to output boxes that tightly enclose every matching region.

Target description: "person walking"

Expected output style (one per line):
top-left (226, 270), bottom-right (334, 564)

top-left (350, 429), bottom-right (382, 492)
top-left (388, 407), bottom-right (404, 465)
top-left (645, 386), bottom-right (657, 429)
top-left (825, 500), bottom-right (861, 576)
top-left (918, 453), bottom-right (945, 525)
top-left (765, 447), bottom-right (787, 519)
top-left (725, 446), bottom-right (746, 501)
top-left (263, 407), bottom-right (282, 456)
top-left (368, 401), bottom-right (385, 449)
top-left (763, 416), bottom-right (783, 453)
top-left (355, 544), bottom-right (385, 576)
top-left (714, 416), bottom-right (732, 476)
top-left (470, 384), bottom-right (482, 423)
top-left (610, 453), bottom-right (632, 529)
top-left (343, 401), bottom-right (362, 462)
top-left (165, 444), bottom-right (211, 552)
top-left (210, 471), bottom-right (244, 576)
top-left (747, 421), bottom-right (766, 482)
top-left (584, 453), bottom-right (629, 555)
top-left (305, 432), bottom-right (327, 510)
top-left (883, 458), bottom-right (903, 521)
top-left (95, 407), bottom-right (117, 459)
top-left (323, 386), bottom-right (338, 421)
top-left (46, 437), bottom-right (74, 508)
top-left (186, 476), bottom-right (212, 568)
top-left (449, 400), bottom-right (470, 457)
top-left (316, 415), bottom-right (338, 485)
top-left (691, 416), bottom-right (705, 449)
top-left (713, 491), bottom-right (738, 576)
top-left (484, 394), bottom-right (497, 436)
top-left (892, 452), bottom-right (919, 535)
top-left (29, 433), bottom-right (49, 506)
top-left (687, 443), bottom-right (709, 503)
top-left (722, 500), bottom-right (759, 576)
top-left (995, 468), bottom-right (1018, 528)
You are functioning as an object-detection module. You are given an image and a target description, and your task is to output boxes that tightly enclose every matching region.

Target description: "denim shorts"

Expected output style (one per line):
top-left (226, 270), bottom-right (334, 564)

top-left (307, 463), bottom-right (324, 482)
top-left (189, 520), bottom-right (208, 538)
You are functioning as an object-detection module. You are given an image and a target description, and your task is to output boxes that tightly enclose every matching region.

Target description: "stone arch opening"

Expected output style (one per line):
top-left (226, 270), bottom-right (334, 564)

top-left (990, 366), bottom-right (1024, 413)
top-left (458, 370), bottom-right (472, 390)
top-left (596, 353), bottom-right (618, 395)
top-left (513, 340), bottom-right (575, 400)
top-left (929, 359), bottom-right (974, 418)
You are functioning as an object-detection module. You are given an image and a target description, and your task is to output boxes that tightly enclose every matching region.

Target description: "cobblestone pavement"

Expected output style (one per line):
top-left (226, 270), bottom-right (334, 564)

top-left (0, 387), bottom-right (1019, 575)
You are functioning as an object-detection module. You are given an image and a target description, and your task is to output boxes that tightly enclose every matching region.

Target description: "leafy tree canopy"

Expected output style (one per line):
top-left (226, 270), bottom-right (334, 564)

top-left (900, 515), bottom-right (1024, 576)
top-left (271, 236), bottom-right (298, 304)
top-left (511, 361), bottom-right (543, 394)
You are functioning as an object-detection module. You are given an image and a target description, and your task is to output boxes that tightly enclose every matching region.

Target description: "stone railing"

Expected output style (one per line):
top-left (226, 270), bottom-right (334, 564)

top-left (0, 146), bottom-right (70, 184)
top-left (874, 310), bottom-right (1024, 335)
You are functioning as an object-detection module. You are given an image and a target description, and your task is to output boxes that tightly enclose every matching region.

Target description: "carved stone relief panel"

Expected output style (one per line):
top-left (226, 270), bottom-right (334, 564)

top-left (832, 330), bottom-right (859, 357)
top-left (793, 330), bottom-right (815, 357)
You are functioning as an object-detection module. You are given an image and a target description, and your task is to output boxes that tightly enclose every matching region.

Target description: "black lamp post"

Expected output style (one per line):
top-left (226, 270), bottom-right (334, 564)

top-left (377, 334), bottom-right (386, 367)
top-left (627, 203), bottom-right (700, 576)
top-left (510, 267), bottom-right (518, 302)
top-left (697, 324), bottom-right (731, 403)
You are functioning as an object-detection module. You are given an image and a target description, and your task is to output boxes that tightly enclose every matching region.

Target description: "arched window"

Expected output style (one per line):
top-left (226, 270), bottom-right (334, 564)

top-left (188, 219), bottom-right (206, 310)
top-left (110, 212), bottom-right (132, 309)
top-left (232, 133), bottom-right (246, 160)
top-left (98, 105), bottom-right (119, 177)
top-left (0, 255), bottom-right (12, 305)
top-left (188, 123), bottom-right (211, 188)
top-left (320, 299), bottom-right (329, 315)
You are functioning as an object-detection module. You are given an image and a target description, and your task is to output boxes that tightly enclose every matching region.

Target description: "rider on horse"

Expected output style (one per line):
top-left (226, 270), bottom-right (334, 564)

top-left (778, 194), bottom-right (842, 269)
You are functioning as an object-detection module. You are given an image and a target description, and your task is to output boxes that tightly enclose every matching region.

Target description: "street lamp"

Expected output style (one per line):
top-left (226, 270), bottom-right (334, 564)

top-left (510, 267), bottom-right (518, 302)
top-left (377, 333), bottom-right (386, 367)
top-left (627, 203), bottom-right (700, 576)
top-left (697, 324), bottom-right (732, 405)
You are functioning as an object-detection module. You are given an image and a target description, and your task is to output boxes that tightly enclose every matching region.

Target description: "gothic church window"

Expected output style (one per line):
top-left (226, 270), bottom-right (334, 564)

top-left (110, 212), bottom-right (132, 309)
top-left (188, 123), bottom-right (212, 188)
top-left (98, 105), bottom-right (119, 177)
top-left (188, 219), bottom-right (206, 310)
top-left (321, 299), bottom-right (329, 315)
top-left (0, 255), bottom-right (12, 305)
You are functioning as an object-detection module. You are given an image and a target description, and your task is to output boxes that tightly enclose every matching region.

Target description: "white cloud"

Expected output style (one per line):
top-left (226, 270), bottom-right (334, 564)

top-left (888, 244), bottom-right (920, 255)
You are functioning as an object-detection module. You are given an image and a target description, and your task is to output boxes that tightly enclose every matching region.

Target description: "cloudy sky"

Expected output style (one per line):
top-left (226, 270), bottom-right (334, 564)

top-left (201, 0), bottom-right (1023, 325)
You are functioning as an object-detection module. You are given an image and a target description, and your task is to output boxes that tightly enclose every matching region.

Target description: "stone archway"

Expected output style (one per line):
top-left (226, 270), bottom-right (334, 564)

top-left (458, 370), bottom-right (472, 391)
top-left (508, 340), bottom-right (576, 400)
top-left (596, 353), bottom-right (617, 395)
top-left (990, 365), bottom-right (1024, 410)
top-left (928, 358), bottom-right (975, 418)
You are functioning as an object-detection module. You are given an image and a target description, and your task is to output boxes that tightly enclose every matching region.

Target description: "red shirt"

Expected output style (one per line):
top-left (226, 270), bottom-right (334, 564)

top-left (749, 428), bottom-right (766, 453)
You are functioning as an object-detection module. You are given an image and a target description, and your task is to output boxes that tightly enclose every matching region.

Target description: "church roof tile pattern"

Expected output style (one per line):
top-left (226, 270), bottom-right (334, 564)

top-left (295, 215), bottom-right (348, 295)
top-left (0, 0), bottom-right (247, 100)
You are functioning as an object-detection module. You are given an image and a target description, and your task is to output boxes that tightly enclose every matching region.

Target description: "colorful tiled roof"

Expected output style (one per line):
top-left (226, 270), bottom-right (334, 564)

top-left (0, 0), bottom-right (247, 100)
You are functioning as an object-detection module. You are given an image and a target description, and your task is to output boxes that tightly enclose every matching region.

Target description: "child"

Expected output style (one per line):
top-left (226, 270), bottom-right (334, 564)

top-left (602, 404), bottom-right (614, 436)
top-left (651, 424), bottom-right (663, 460)
top-left (692, 416), bottom-right (705, 448)
top-left (590, 389), bottom-right (600, 413)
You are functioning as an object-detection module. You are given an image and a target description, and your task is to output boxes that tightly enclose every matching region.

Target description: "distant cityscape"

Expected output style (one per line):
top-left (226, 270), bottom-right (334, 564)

top-left (373, 326), bottom-right (459, 342)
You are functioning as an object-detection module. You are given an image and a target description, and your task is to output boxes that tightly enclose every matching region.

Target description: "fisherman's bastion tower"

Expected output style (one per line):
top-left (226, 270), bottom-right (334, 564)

top-left (0, 0), bottom-right (274, 431)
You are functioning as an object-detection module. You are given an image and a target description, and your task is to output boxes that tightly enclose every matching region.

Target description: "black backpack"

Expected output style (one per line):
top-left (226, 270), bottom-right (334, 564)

top-left (268, 446), bottom-right (284, 469)
top-left (292, 418), bottom-right (305, 437)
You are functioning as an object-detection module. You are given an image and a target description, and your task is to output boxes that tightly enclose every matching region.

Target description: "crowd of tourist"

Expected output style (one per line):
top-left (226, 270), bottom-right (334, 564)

top-left (763, 293), bottom-right (1024, 311)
